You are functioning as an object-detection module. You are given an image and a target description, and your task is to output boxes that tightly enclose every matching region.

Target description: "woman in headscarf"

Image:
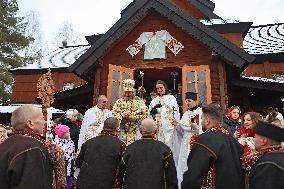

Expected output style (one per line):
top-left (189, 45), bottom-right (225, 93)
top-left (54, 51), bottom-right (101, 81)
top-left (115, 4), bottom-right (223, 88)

top-left (223, 105), bottom-right (241, 136)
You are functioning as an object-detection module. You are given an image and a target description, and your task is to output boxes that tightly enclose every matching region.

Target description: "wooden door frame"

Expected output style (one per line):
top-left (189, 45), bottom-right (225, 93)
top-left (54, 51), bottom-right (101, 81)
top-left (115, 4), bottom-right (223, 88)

top-left (107, 64), bottom-right (134, 109)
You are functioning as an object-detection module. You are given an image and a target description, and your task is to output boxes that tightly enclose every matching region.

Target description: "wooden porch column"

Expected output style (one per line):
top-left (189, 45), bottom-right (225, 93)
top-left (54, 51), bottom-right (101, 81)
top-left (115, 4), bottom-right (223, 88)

top-left (92, 67), bottom-right (102, 105)
top-left (218, 61), bottom-right (226, 113)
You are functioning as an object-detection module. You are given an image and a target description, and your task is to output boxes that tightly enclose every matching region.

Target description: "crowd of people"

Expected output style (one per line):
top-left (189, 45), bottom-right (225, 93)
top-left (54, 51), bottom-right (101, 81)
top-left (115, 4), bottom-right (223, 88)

top-left (0, 78), bottom-right (284, 189)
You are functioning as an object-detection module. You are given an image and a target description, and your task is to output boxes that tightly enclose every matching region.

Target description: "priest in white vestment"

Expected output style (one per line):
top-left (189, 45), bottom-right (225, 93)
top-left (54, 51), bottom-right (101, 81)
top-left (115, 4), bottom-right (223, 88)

top-left (171, 92), bottom-right (203, 189)
top-left (149, 80), bottom-right (180, 165)
top-left (78, 95), bottom-right (112, 150)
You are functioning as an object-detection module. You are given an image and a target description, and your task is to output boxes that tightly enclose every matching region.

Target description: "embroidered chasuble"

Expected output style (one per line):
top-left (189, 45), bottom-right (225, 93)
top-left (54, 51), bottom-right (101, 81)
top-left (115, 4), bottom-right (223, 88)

top-left (78, 106), bottom-right (112, 149)
top-left (85, 109), bottom-right (106, 140)
top-left (112, 97), bottom-right (148, 146)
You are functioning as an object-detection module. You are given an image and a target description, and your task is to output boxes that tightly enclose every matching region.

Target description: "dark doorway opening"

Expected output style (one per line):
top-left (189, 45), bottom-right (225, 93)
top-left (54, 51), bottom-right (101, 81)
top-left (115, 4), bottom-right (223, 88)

top-left (134, 67), bottom-right (182, 109)
top-left (134, 67), bottom-right (182, 95)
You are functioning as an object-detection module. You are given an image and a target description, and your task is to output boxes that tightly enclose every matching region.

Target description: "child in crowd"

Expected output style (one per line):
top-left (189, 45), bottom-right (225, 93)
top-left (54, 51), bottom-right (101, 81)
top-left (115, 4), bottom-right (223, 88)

top-left (54, 124), bottom-right (76, 189)
top-left (60, 109), bottom-right (80, 152)
top-left (223, 105), bottom-right (241, 136)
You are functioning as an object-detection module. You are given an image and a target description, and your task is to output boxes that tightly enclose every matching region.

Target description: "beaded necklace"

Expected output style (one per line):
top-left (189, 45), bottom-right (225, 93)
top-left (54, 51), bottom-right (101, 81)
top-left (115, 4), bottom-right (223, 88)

top-left (13, 129), bottom-right (47, 147)
top-left (207, 124), bottom-right (230, 135)
top-left (190, 125), bottom-right (229, 146)
top-left (100, 129), bottom-right (119, 137)
top-left (141, 134), bottom-right (157, 140)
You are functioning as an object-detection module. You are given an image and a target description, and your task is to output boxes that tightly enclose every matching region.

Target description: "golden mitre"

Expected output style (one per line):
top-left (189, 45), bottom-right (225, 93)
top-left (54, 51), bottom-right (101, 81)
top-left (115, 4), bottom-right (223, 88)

top-left (122, 79), bottom-right (135, 92)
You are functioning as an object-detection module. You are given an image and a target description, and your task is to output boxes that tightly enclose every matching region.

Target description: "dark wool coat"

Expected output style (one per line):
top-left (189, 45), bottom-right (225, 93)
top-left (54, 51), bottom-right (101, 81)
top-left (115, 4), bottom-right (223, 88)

top-left (250, 151), bottom-right (284, 189)
top-left (76, 135), bottom-right (125, 189)
top-left (118, 138), bottom-right (178, 189)
top-left (182, 130), bottom-right (244, 189)
top-left (0, 135), bottom-right (53, 189)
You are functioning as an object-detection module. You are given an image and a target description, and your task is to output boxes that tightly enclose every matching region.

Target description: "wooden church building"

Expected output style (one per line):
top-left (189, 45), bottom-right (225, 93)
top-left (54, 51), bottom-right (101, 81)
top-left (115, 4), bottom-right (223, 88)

top-left (68, 0), bottom-right (255, 112)
top-left (8, 0), bottom-right (284, 114)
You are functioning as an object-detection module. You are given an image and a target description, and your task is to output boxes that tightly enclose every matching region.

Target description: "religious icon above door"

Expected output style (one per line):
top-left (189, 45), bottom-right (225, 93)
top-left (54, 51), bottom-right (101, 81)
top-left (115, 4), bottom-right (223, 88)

top-left (126, 30), bottom-right (184, 60)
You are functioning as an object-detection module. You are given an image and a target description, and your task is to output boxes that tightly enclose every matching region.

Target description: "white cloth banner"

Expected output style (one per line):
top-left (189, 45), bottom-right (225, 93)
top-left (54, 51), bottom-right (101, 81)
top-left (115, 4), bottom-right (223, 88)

top-left (126, 30), bottom-right (184, 57)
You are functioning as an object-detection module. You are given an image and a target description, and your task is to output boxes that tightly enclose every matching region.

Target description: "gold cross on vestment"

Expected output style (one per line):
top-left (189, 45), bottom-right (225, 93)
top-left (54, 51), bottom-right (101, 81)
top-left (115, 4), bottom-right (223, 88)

top-left (172, 106), bottom-right (177, 118)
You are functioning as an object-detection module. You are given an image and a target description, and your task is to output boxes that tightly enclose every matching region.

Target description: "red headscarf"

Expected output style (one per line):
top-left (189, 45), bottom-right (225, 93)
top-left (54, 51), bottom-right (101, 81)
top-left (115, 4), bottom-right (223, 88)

top-left (226, 105), bottom-right (241, 122)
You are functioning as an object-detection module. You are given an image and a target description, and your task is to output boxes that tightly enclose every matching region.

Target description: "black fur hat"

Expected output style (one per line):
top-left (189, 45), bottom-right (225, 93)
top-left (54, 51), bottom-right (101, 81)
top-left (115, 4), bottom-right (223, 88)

top-left (254, 121), bottom-right (284, 142)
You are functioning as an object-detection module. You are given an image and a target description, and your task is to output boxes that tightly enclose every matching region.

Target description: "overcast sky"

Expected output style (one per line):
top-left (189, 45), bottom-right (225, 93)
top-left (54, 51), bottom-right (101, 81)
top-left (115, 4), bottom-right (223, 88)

top-left (17, 0), bottom-right (284, 49)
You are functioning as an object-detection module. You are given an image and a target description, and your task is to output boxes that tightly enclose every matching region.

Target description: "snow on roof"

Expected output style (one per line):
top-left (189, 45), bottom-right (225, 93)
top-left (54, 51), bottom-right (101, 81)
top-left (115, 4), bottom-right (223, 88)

top-left (0, 104), bottom-right (64, 114)
top-left (199, 21), bottom-right (284, 55)
top-left (241, 75), bottom-right (284, 84)
top-left (200, 19), bottom-right (240, 25)
top-left (9, 23), bottom-right (284, 73)
top-left (273, 74), bottom-right (284, 81)
top-left (243, 23), bottom-right (284, 54)
top-left (11, 45), bottom-right (90, 70)
top-left (54, 82), bottom-right (89, 94)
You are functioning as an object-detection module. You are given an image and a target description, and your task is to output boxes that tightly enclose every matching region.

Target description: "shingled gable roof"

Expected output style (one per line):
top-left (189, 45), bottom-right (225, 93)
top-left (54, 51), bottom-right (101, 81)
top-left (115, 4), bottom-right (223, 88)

top-left (121, 0), bottom-right (219, 19)
top-left (69, 0), bottom-right (255, 81)
top-left (187, 0), bottom-right (219, 18)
